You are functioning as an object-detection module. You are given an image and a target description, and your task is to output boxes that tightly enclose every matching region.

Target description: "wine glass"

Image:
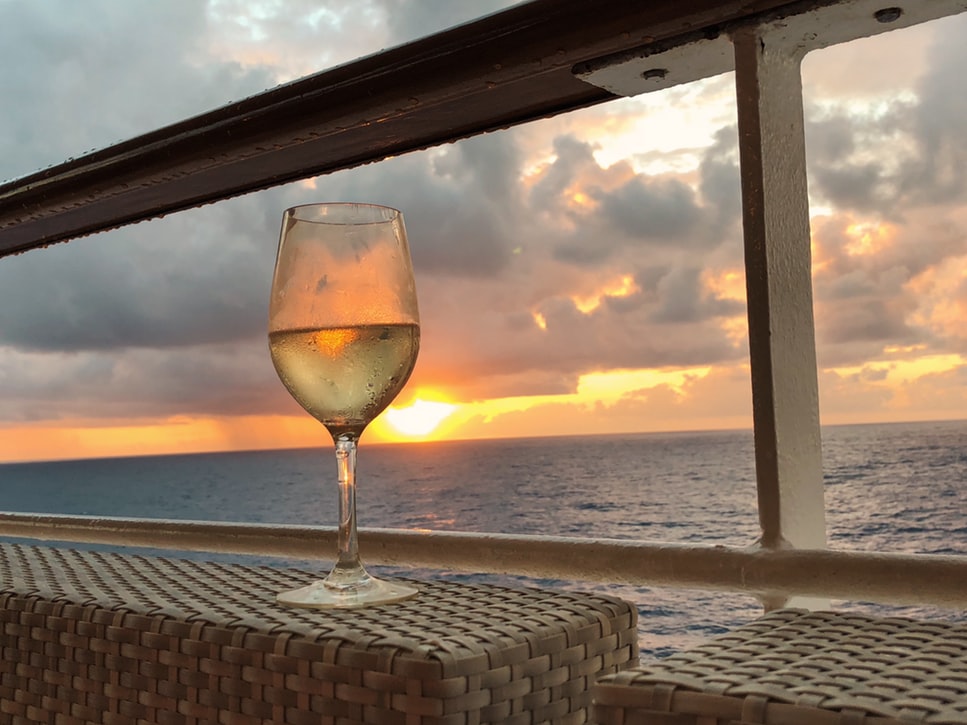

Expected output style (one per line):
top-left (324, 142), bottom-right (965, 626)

top-left (268, 202), bottom-right (420, 608)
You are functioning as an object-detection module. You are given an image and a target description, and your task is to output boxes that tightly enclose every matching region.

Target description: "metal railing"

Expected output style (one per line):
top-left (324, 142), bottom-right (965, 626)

top-left (2, 0), bottom-right (966, 611)
top-left (2, 513), bottom-right (967, 609)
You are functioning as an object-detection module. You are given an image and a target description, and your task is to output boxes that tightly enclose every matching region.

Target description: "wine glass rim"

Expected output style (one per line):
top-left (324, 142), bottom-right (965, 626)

top-left (285, 202), bottom-right (401, 225)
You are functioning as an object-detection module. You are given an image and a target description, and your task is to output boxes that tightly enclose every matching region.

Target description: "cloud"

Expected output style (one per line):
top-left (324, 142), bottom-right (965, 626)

top-left (203, 0), bottom-right (520, 83)
top-left (448, 364), bottom-right (756, 441)
top-left (808, 150), bottom-right (905, 215)
top-left (593, 176), bottom-right (701, 242)
top-left (907, 13), bottom-right (967, 205)
top-left (698, 125), bottom-right (742, 226)
top-left (0, 1), bottom-right (277, 181)
top-left (2, 2), bottom-right (966, 446)
top-left (0, 193), bottom-right (286, 352)
top-left (818, 363), bottom-right (967, 425)
top-left (803, 13), bottom-right (967, 215)
top-left (797, 14), bottom-right (967, 376)
top-left (0, 89), bottom-right (751, 421)
top-left (0, 342), bottom-right (287, 422)
top-left (529, 136), bottom-right (604, 211)
top-left (534, 133), bottom-right (738, 266)
top-left (810, 205), bottom-right (967, 367)
top-left (288, 119), bottom-right (749, 401)
top-left (307, 133), bottom-right (520, 278)
top-left (651, 266), bottom-right (745, 324)
top-left (380, 0), bottom-right (520, 46)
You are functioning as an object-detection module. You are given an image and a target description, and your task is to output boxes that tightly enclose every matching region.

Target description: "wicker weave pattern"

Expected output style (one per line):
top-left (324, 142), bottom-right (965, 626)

top-left (592, 608), bottom-right (967, 725)
top-left (0, 543), bottom-right (637, 724)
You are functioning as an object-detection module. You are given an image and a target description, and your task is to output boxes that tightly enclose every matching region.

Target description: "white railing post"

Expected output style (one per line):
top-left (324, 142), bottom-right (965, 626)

top-left (573, 0), bottom-right (967, 611)
top-left (731, 26), bottom-right (826, 579)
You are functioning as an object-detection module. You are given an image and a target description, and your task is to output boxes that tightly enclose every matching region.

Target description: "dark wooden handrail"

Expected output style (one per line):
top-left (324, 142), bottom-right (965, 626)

top-left (0, 0), bottom-right (813, 257)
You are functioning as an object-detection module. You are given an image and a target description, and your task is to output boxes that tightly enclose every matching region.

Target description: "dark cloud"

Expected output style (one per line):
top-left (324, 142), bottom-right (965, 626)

top-left (546, 133), bottom-right (738, 267)
top-left (810, 158), bottom-right (895, 213)
top-left (365, 121), bottom-right (751, 400)
top-left (3, 2), bottom-right (965, 435)
top-left (805, 98), bottom-right (922, 216)
top-left (0, 1), bottom-right (298, 355)
top-left (804, 14), bottom-right (967, 216)
top-left (0, 193), bottom-right (285, 352)
top-left (2, 70), bottom-right (752, 413)
top-left (532, 296), bottom-right (743, 372)
top-left (308, 133), bottom-right (520, 277)
top-left (801, 14), bottom-right (967, 372)
top-left (0, 1), bottom-right (276, 181)
top-left (819, 298), bottom-right (918, 346)
top-left (551, 240), bottom-right (614, 267)
top-left (907, 14), bottom-right (967, 204)
top-left (650, 267), bottom-right (745, 324)
top-left (698, 125), bottom-right (742, 226)
top-left (529, 136), bottom-right (600, 212)
top-left (407, 260), bottom-right (748, 401)
top-left (594, 177), bottom-right (701, 242)
top-left (0, 1), bottom-right (529, 358)
top-left (804, 115), bottom-right (855, 160)
top-left (0, 343), bottom-right (286, 422)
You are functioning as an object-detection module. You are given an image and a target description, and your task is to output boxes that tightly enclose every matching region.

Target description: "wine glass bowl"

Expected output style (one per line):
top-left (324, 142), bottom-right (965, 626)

top-left (268, 203), bottom-right (420, 608)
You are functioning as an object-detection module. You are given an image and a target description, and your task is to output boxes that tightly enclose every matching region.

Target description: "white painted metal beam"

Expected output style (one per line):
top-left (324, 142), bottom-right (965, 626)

top-left (575, 0), bottom-right (967, 97)
top-left (732, 25), bottom-right (826, 555)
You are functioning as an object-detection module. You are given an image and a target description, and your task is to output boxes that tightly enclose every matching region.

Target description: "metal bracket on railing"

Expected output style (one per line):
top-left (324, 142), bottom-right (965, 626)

top-left (572, 32), bottom-right (732, 97)
top-left (573, 0), bottom-right (965, 98)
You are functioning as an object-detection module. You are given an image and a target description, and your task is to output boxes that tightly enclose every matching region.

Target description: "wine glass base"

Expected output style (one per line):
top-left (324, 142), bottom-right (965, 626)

top-left (277, 577), bottom-right (419, 610)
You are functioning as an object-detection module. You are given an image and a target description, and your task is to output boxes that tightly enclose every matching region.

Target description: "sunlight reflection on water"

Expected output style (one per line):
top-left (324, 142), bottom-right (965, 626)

top-left (2, 420), bottom-right (965, 658)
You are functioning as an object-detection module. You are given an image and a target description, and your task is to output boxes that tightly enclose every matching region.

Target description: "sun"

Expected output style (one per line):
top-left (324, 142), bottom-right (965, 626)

top-left (383, 398), bottom-right (458, 438)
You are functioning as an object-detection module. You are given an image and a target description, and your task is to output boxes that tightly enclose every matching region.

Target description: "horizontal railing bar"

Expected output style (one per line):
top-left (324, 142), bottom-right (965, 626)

top-left (2, 512), bottom-right (965, 608)
top-left (0, 0), bottom-right (856, 257)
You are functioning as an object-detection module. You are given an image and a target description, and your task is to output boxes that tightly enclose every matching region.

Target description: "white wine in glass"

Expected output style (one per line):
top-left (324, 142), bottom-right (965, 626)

top-left (268, 203), bottom-right (420, 608)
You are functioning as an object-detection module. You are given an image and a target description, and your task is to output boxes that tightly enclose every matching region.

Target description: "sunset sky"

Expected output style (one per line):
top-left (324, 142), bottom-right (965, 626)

top-left (1, 2), bottom-right (966, 463)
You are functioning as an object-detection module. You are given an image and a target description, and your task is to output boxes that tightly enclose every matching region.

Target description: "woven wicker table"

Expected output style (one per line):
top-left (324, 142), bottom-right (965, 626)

top-left (592, 608), bottom-right (967, 725)
top-left (0, 543), bottom-right (637, 725)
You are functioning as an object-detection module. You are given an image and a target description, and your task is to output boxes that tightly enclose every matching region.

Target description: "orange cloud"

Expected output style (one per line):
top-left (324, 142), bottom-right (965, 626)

top-left (0, 415), bottom-right (321, 464)
top-left (843, 221), bottom-right (895, 257)
top-left (571, 274), bottom-right (639, 314)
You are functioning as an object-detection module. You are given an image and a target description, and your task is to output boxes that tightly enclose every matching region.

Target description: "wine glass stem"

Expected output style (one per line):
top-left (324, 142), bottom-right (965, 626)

top-left (329, 434), bottom-right (368, 586)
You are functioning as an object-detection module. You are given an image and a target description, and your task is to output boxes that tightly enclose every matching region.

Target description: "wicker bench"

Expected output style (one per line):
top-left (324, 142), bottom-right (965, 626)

top-left (0, 542), bottom-right (637, 724)
top-left (591, 608), bottom-right (967, 724)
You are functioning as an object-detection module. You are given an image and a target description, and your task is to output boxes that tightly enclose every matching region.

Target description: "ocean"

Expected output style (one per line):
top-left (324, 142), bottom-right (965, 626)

top-left (2, 419), bottom-right (966, 658)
